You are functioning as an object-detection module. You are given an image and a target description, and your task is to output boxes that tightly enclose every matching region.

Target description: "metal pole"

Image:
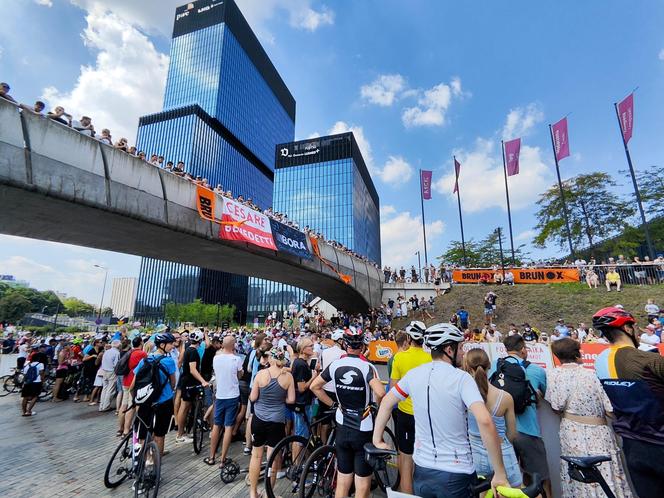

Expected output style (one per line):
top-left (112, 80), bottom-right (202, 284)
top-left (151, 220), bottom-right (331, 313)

top-left (52, 301), bottom-right (60, 332)
top-left (416, 251), bottom-right (421, 282)
top-left (454, 156), bottom-right (468, 266)
top-left (614, 103), bottom-right (655, 260)
top-left (548, 124), bottom-right (576, 259)
top-left (497, 228), bottom-right (506, 278)
top-left (501, 142), bottom-right (516, 266)
top-left (94, 265), bottom-right (108, 332)
top-left (216, 302), bottom-right (221, 330)
top-left (419, 170), bottom-right (429, 267)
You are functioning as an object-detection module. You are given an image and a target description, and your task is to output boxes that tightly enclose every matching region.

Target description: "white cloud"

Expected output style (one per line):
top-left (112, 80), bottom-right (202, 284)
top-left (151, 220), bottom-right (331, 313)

top-left (42, 9), bottom-right (169, 143)
top-left (659, 49), bottom-right (664, 61)
top-left (502, 103), bottom-right (544, 139)
top-left (290, 5), bottom-right (334, 31)
top-left (516, 229), bottom-right (537, 242)
top-left (360, 74), bottom-right (407, 106)
top-left (35, 0), bottom-right (53, 6)
top-left (378, 155), bottom-right (413, 184)
top-left (433, 137), bottom-right (552, 213)
top-left (402, 78), bottom-right (464, 127)
top-left (381, 211), bottom-right (445, 267)
top-left (328, 121), bottom-right (374, 171)
top-left (380, 205), bottom-right (396, 217)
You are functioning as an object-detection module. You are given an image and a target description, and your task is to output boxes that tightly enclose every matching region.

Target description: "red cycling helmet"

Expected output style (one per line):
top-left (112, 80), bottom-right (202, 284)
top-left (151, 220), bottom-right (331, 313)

top-left (592, 307), bottom-right (636, 330)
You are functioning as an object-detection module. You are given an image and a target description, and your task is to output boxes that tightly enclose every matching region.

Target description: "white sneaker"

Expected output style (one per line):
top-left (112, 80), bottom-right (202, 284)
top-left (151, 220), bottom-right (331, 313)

top-left (175, 436), bottom-right (193, 443)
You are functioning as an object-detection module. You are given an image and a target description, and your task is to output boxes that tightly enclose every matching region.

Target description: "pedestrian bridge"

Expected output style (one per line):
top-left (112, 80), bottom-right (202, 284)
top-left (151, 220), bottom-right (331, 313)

top-left (0, 99), bottom-right (382, 312)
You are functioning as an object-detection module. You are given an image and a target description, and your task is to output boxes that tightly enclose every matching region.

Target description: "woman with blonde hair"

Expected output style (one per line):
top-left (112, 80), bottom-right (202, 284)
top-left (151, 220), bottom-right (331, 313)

top-left (248, 347), bottom-right (295, 498)
top-left (547, 338), bottom-right (632, 498)
top-left (463, 348), bottom-right (522, 487)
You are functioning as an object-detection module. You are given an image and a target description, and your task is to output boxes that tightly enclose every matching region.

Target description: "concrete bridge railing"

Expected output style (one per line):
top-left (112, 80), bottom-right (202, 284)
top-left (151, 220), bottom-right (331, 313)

top-left (0, 98), bottom-right (382, 312)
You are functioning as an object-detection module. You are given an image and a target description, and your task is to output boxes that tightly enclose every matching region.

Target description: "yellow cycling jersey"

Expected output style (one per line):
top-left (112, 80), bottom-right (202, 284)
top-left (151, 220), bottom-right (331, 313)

top-left (390, 346), bottom-right (432, 414)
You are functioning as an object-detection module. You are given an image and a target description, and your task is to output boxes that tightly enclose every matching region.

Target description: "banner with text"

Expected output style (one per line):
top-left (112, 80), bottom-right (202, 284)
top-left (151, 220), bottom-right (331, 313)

top-left (219, 198), bottom-right (277, 250)
top-left (196, 186), bottom-right (216, 222)
top-left (270, 219), bottom-right (312, 259)
top-left (367, 340), bottom-right (399, 363)
top-left (452, 268), bottom-right (580, 284)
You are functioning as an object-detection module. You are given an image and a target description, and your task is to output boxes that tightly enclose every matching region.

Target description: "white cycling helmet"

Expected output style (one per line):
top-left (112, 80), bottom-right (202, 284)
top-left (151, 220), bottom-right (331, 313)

top-left (189, 329), bottom-right (205, 343)
top-left (424, 323), bottom-right (464, 348)
top-left (405, 320), bottom-right (426, 341)
top-left (331, 329), bottom-right (345, 341)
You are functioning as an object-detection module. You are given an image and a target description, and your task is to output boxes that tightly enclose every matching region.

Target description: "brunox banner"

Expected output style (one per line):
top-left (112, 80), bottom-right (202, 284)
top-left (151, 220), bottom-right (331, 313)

top-left (219, 198), bottom-right (277, 250)
top-left (269, 219), bottom-right (312, 259)
top-left (196, 186), bottom-right (216, 222)
top-left (452, 268), bottom-right (580, 284)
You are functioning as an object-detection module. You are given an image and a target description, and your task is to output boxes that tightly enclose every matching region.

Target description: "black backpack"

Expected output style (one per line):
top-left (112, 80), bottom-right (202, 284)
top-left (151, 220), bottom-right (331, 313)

top-left (114, 350), bottom-right (132, 376)
top-left (489, 357), bottom-right (536, 414)
top-left (132, 356), bottom-right (169, 405)
top-left (24, 363), bottom-right (40, 384)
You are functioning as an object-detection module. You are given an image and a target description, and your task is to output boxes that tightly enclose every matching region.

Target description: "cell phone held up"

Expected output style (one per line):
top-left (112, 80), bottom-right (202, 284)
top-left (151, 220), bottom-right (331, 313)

top-left (309, 357), bottom-right (318, 371)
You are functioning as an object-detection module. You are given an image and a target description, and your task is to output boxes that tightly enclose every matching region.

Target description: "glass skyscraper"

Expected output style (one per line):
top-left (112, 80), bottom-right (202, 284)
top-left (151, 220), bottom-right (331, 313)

top-left (134, 0), bottom-right (295, 322)
top-left (247, 132), bottom-right (381, 321)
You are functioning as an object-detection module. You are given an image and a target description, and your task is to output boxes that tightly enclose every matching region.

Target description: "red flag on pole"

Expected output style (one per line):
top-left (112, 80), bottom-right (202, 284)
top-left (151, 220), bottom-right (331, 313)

top-left (504, 138), bottom-right (521, 176)
top-left (453, 158), bottom-right (461, 193)
top-left (420, 170), bottom-right (432, 200)
top-left (618, 93), bottom-right (634, 144)
top-left (551, 117), bottom-right (570, 161)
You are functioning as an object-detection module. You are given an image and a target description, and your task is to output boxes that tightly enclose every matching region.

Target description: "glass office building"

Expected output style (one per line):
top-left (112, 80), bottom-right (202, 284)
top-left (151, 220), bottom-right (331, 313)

top-left (247, 132), bottom-right (381, 321)
top-left (134, 0), bottom-right (295, 322)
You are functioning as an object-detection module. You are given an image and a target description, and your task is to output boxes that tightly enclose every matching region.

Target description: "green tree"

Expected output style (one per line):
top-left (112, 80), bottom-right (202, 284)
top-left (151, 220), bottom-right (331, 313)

top-left (0, 293), bottom-right (33, 323)
top-left (533, 172), bottom-right (635, 252)
top-left (164, 300), bottom-right (237, 327)
top-left (624, 165), bottom-right (664, 219)
top-left (438, 230), bottom-right (527, 268)
top-left (62, 297), bottom-right (96, 317)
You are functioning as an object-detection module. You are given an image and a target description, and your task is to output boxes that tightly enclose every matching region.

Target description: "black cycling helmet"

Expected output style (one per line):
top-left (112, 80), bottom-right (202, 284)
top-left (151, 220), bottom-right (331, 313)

top-left (154, 333), bottom-right (175, 346)
top-left (343, 326), bottom-right (365, 349)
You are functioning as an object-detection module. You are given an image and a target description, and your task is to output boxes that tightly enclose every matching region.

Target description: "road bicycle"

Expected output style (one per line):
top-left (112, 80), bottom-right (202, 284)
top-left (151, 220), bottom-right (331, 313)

top-left (363, 443), bottom-right (542, 498)
top-left (1, 366), bottom-right (53, 400)
top-left (184, 384), bottom-right (211, 455)
top-left (104, 404), bottom-right (162, 498)
top-left (562, 454), bottom-right (615, 498)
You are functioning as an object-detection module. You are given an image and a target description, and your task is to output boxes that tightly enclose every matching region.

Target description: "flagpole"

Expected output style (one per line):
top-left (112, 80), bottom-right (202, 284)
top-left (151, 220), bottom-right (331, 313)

top-left (501, 141), bottom-right (516, 266)
top-left (548, 124), bottom-right (576, 259)
top-left (453, 156), bottom-right (468, 267)
top-left (613, 102), bottom-right (655, 260)
top-left (419, 169), bottom-right (429, 267)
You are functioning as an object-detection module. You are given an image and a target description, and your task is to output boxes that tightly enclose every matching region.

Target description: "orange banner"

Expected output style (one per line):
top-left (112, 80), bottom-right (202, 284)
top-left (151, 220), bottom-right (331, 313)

top-left (552, 343), bottom-right (664, 370)
top-left (367, 340), bottom-right (397, 363)
top-left (452, 268), bottom-right (580, 284)
top-left (309, 236), bottom-right (352, 285)
top-left (196, 186), bottom-right (216, 222)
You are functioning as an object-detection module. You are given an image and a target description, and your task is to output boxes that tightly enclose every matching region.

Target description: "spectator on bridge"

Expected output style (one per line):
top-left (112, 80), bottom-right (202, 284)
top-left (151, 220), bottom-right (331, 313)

top-left (19, 100), bottom-right (45, 114)
top-left (72, 115), bottom-right (95, 137)
top-left (0, 82), bottom-right (17, 103)
top-left (165, 161), bottom-right (174, 172)
top-left (127, 145), bottom-right (137, 156)
top-left (547, 338), bottom-right (631, 498)
top-left (113, 137), bottom-right (128, 151)
top-left (149, 154), bottom-right (160, 166)
top-left (137, 151), bottom-right (146, 161)
top-left (98, 128), bottom-right (112, 145)
top-left (47, 106), bottom-right (72, 126)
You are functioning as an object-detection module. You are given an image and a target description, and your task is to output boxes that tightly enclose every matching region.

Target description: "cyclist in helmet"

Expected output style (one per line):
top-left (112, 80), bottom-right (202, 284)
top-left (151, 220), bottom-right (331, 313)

top-left (389, 320), bottom-right (432, 494)
top-left (175, 329), bottom-right (209, 443)
top-left (130, 333), bottom-right (177, 456)
top-left (373, 323), bottom-right (508, 498)
top-left (593, 306), bottom-right (664, 498)
top-left (310, 327), bottom-right (385, 498)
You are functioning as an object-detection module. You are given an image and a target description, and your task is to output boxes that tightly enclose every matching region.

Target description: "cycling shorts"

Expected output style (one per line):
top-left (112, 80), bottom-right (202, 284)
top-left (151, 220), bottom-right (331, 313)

top-left (394, 409), bottom-right (416, 455)
top-left (335, 425), bottom-right (373, 477)
top-left (251, 416), bottom-right (285, 448)
top-left (136, 397), bottom-right (174, 439)
top-left (239, 380), bottom-right (250, 405)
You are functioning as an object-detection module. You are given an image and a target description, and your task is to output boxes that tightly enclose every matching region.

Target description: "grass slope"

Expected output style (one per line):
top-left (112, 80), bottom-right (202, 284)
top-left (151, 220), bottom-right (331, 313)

top-left (392, 283), bottom-right (661, 333)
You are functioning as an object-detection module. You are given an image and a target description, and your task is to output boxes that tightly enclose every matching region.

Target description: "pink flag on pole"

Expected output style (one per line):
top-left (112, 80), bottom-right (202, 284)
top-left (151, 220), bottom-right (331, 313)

top-left (504, 138), bottom-right (521, 176)
top-left (618, 93), bottom-right (634, 144)
top-left (453, 159), bottom-right (461, 193)
top-left (421, 170), bottom-right (432, 200)
top-left (552, 117), bottom-right (570, 161)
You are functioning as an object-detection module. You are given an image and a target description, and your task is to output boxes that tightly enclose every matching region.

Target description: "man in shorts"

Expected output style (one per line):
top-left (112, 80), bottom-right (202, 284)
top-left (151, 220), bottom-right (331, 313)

top-left (118, 337), bottom-right (146, 436)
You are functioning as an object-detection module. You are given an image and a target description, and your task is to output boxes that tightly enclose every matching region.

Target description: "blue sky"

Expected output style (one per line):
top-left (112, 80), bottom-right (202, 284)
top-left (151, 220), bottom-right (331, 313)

top-left (1, 0), bottom-right (663, 305)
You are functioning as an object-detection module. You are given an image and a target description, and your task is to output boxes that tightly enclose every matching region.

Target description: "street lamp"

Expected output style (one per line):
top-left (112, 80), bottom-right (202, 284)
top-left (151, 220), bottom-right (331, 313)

top-left (415, 251), bottom-right (421, 282)
top-left (94, 264), bottom-right (109, 329)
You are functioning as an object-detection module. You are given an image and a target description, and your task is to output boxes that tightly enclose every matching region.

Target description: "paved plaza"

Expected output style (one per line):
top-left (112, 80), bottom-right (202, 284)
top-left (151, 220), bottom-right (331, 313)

top-left (0, 394), bottom-right (388, 498)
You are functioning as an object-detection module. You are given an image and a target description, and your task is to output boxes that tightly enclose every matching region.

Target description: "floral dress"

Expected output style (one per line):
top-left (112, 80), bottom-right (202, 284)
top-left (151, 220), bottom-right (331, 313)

top-left (545, 364), bottom-right (633, 498)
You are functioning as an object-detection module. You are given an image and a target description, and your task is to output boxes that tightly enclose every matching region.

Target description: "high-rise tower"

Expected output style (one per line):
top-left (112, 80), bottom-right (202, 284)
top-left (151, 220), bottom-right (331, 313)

top-left (134, 0), bottom-right (295, 322)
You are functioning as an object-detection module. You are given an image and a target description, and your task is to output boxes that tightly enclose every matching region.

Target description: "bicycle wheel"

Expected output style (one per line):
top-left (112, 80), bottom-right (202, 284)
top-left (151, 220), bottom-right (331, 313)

top-left (192, 400), bottom-right (204, 455)
top-left (3, 375), bottom-right (18, 395)
top-left (298, 444), bottom-right (337, 498)
top-left (134, 440), bottom-right (161, 498)
top-left (0, 376), bottom-right (13, 397)
top-left (264, 434), bottom-right (309, 498)
top-left (104, 432), bottom-right (132, 488)
top-left (39, 376), bottom-right (55, 401)
top-left (375, 426), bottom-right (400, 492)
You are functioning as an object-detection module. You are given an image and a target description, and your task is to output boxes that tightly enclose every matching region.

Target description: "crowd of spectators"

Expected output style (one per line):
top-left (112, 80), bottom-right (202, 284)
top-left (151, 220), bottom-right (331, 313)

top-left (1, 82), bottom-right (379, 269)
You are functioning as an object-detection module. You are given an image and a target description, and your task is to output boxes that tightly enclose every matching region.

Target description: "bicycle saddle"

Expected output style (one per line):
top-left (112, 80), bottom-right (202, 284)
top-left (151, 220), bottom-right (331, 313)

top-left (561, 455), bottom-right (611, 468)
top-left (363, 443), bottom-right (397, 457)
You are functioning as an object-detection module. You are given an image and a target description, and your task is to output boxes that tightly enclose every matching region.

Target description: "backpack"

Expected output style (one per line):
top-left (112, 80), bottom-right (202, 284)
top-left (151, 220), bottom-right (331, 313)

top-left (114, 350), bottom-right (132, 376)
top-left (24, 363), bottom-right (39, 384)
top-left (489, 357), bottom-right (536, 414)
top-left (132, 356), bottom-right (169, 405)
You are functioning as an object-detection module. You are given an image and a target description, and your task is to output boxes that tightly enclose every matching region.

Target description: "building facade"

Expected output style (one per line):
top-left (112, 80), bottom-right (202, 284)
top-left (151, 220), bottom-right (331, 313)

top-left (247, 132), bottom-right (381, 321)
top-left (134, 0), bottom-right (295, 322)
top-left (110, 277), bottom-right (138, 319)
